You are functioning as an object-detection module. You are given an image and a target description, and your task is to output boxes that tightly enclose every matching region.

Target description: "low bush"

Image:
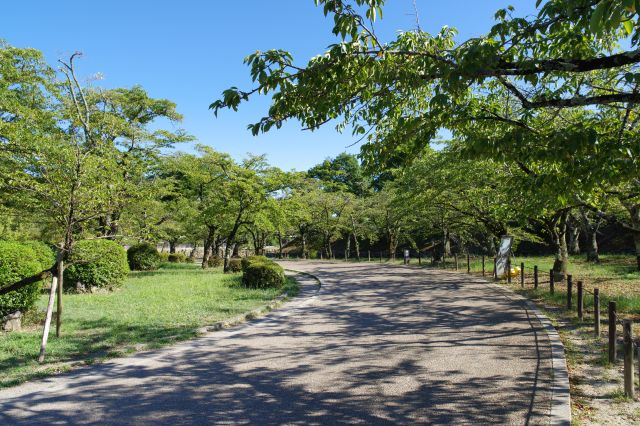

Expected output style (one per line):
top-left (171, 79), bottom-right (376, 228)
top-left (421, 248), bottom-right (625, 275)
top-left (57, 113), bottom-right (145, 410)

top-left (167, 252), bottom-right (187, 263)
top-left (241, 255), bottom-right (269, 272)
top-left (65, 240), bottom-right (129, 291)
top-left (242, 260), bottom-right (285, 289)
top-left (127, 243), bottom-right (161, 271)
top-left (207, 255), bottom-right (223, 268)
top-left (228, 258), bottom-right (243, 273)
top-left (0, 241), bottom-right (43, 317)
top-left (159, 252), bottom-right (170, 262)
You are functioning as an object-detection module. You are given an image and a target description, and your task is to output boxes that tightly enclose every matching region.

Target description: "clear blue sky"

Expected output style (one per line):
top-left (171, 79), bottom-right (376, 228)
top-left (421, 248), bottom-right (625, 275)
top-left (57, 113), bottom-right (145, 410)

top-left (2, 1), bottom-right (536, 171)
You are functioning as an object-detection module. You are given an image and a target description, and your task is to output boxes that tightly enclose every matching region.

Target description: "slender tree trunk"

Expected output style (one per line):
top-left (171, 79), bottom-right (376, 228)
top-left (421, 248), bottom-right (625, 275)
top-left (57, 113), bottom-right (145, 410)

top-left (201, 226), bottom-right (216, 268)
top-left (169, 241), bottom-right (176, 254)
top-left (353, 233), bottom-right (360, 261)
top-left (277, 231), bottom-right (284, 259)
top-left (299, 226), bottom-right (307, 258)
top-left (580, 208), bottom-right (601, 262)
top-left (568, 223), bottom-right (580, 255)
top-left (346, 237), bottom-right (351, 259)
top-left (443, 227), bottom-right (451, 257)
top-left (552, 211), bottom-right (570, 282)
top-left (55, 256), bottom-right (63, 337)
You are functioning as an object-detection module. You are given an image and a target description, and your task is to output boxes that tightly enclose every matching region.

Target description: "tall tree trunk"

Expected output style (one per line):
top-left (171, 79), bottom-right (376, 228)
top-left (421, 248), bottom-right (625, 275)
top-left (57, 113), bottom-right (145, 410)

top-left (443, 227), bottom-right (451, 257)
top-left (579, 208), bottom-right (601, 263)
top-left (299, 225), bottom-right (307, 258)
top-left (277, 231), bottom-right (284, 259)
top-left (345, 236), bottom-right (351, 259)
top-left (568, 223), bottom-right (580, 255)
top-left (551, 211), bottom-right (570, 282)
top-left (201, 226), bottom-right (216, 268)
top-left (353, 233), bottom-right (360, 261)
top-left (169, 241), bottom-right (176, 254)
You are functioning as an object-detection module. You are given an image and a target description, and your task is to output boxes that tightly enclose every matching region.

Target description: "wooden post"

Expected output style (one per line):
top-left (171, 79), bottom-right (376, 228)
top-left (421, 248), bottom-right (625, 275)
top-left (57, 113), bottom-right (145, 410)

top-left (418, 251), bottom-right (421, 265)
top-left (577, 281), bottom-right (584, 320)
top-left (368, 250), bottom-right (371, 262)
top-left (55, 259), bottom-right (63, 337)
top-left (39, 276), bottom-right (58, 363)
top-left (520, 262), bottom-right (525, 287)
top-left (594, 288), bottom-right (600, 337)
top-left (380, 252), bottom-right (382, 263)
top-left (482, 255), bottom-right (485, 276)
top-left (623, 319), bottom-right (635, 398)
top-left (467, 253), bottom-right (471, 273)
top-left (454, 253), bottom-right (458, 271)
top-left (534, 265), bottom-right (538, 289)
top-left (609, 301), bottom-right (617, 363)
top-left (506, 258), bottom-right (511, 283)
top-left (320, 251), bottom-right (323, 260)
top-left (550, 270), bottom-right (554, 295)
top-left (567, 274), bottom-right (573, 310)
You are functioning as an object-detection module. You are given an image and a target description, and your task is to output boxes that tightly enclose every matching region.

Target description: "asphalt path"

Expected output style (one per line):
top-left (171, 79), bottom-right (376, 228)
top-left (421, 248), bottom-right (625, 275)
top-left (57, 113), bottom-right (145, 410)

top-left (0, 261), bottom-right (552, 425)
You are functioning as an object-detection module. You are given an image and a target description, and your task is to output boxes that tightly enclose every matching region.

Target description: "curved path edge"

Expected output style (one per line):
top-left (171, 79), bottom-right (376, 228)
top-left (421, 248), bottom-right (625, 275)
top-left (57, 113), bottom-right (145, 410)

top-left (286, 263), bottom-right (571, 426)
top-left (457, 273), bottom-right (571, 426)
top-left (197, 271), bottom-right (320, 334)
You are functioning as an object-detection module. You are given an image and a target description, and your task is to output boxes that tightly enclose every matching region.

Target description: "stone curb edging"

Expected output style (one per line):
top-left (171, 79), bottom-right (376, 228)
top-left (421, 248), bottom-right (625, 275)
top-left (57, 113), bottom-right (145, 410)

top-left (467, 274), bottom-right (572, 426)
top-left (197, 271), bottom-right (321, 334)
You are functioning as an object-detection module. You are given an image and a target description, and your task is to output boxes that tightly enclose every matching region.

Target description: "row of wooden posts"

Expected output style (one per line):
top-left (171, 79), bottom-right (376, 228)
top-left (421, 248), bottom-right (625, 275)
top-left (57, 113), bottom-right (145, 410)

top-left (317, 249), bottom-right (638, 398)
top-left (443, 253), bottom-right (638, 400)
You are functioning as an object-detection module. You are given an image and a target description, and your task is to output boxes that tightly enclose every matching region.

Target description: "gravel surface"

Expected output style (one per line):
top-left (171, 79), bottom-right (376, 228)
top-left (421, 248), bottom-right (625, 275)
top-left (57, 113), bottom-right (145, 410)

top-left (0, 261), bottom-right (553, 425)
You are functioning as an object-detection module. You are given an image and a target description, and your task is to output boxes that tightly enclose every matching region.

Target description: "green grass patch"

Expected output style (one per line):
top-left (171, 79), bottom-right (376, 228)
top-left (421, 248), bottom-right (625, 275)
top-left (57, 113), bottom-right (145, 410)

top-left (0, 263), bottom-right (297, 388)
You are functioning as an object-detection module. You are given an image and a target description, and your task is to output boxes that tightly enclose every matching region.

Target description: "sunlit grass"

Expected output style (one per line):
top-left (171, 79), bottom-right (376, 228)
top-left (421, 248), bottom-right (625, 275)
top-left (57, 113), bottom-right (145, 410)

top-left (0, 264), bottom-right (297, 388)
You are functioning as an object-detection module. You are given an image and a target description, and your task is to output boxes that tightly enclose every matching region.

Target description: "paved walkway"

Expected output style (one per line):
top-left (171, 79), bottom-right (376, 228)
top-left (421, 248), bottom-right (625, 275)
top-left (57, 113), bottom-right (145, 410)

top-left (0, 261), bottom-right (553, 425)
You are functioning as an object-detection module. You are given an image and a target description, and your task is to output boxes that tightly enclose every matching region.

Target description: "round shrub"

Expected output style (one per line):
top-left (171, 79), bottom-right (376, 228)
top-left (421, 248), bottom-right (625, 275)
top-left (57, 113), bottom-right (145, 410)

top-left (228, 258), bottom-right (243, 273)
top-left (159, 252), bottom-right (169, 262)
top-left (242, 260), bottom-right (285, 289)
top-left (241, 255), bottom-right (269, 272)
top-left (65, 240), bottom-right (129, 291)
top-left (127, 243), bottom-right (161, 271)
top-left (0, 241), bottom-right (43, 318)
top-left (167, 252), bottom-right (187, 263)
top-left (22, 240), bottom-right (56, 271)
top-left (207, 255), bottom-right (223, 268)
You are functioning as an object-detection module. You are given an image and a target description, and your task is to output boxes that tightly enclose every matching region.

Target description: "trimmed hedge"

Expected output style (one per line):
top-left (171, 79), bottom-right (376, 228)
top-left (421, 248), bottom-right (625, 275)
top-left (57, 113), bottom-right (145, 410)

top-left (242, 259), bottom-right (285, 289)
top-left (65, 240), bottom-right (129, 291)
top-left (127, 243), bottom-right (161, 271)
top-left (22, 240), bottom-right (56, 271)
top-left (228, 258), bottom-right (242, 273)
top-left (0, 241), bottom-right (43, 317)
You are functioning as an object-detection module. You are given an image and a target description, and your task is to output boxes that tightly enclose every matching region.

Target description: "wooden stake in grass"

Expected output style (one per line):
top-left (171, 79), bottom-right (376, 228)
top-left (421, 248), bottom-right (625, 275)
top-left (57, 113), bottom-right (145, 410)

top-left (39, 276), bottom-right (58, 363)
top-left (609, 301), bottom-right (617, 363)
top-left (482, 255), bottom-right (485, 276)
top-left (520, 262), bottom-right (525, 287)
top-left (550, 269), bottom-right (554, 295)
top-left (623, 319), bottom-right (634, 398)
top-left (566, 274), bottom-right (573, 310)
top-left (577, 281), bottom-right (583, 320)
top-left (534, 265), bottom-right (538, 289)
top-left (594, 288), bottom-right (600, 337)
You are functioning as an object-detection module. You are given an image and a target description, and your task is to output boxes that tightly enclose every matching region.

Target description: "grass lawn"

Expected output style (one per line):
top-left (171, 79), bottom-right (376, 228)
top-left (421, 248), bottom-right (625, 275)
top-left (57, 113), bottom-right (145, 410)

top-left (0, 263), bottom-right (298, 388)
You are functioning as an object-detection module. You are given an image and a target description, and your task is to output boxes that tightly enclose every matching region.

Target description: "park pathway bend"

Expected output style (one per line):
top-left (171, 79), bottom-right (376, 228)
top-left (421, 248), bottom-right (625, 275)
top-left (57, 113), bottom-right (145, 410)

top-left (0, 261), bottom-right (553, 425)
